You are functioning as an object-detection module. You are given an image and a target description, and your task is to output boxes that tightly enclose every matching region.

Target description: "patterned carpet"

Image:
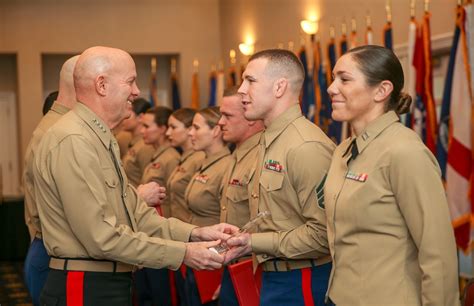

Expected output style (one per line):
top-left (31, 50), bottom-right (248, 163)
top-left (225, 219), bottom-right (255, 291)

top-left (0, 261), bottom-right (32, 306)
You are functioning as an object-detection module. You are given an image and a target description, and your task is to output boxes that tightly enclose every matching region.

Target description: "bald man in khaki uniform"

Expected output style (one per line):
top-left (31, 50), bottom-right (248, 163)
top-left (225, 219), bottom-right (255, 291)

top-left (217, 86), bottom-right (264, 306)
top-left (324, 112), bottom-right (459, 306)
top-left (33, 46), bottom-right (237, 306)
top-left (23, 55), bottom-right (79, 306)
top-left (225, 49), bottom-right (335, 306)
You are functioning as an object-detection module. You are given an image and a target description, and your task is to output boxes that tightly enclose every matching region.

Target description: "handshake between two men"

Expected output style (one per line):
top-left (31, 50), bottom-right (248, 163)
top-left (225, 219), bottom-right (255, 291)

top-left (137, 181), bottom-right (256, 271)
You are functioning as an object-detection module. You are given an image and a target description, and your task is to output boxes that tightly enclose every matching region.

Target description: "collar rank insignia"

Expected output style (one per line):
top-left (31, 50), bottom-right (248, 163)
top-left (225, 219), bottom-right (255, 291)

top-left (195, 174), bottom-right (209, 184)
top-left (264, 159), bottom-right (283, 172)
top-left (345, 171), bottom-right (368, 182)
top-left (152, 163), bottom-right (161, 169)
top-left (229, 178), bottom-right (243, 186)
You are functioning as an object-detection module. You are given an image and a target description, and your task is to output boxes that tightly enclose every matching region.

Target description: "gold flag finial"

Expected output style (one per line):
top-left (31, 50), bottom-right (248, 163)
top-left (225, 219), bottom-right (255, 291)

top-left (288, 41), bottom-right (294, 52)
top-left (151, 57), bottom-right (157, 74)
top-left (341, 21), bottom-right (347, 36)
top-left (351, 17), bottom-right (357, 33)
top-left (171, 58), bottom-right (177, 75)
top-left (330, 25), bottom-right (335, 39)
top-left (366, 13), bottom-right (372, 29)
top-left (193, 59), bottom-right (199, 73)
top-left (410, 0), bottom-right (416, 19)
top-left (424, 0), bottom-right (429, 13)
top-left (385, 0), bottom-right (392, 23)
top-left (229, 49), bottom-right (236, 65)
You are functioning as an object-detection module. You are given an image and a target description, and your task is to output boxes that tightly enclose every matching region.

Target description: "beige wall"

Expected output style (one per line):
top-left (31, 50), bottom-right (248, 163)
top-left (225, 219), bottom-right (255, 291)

top-left (0, 0), bottom-right (457, 177)
top-left (0, 0), bottom-right (221, 162)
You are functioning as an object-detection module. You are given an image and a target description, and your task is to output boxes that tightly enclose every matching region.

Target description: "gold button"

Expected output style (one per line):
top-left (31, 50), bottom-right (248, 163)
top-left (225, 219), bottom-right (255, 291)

top-left (222, 206), bottom-right (226, 211)
top-left (251, 193), bottom-right (258, 199)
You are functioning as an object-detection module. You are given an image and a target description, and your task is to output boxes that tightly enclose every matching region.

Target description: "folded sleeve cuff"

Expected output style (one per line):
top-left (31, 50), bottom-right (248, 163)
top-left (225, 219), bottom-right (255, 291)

top-left (251, 232), bottom-right (278, 256)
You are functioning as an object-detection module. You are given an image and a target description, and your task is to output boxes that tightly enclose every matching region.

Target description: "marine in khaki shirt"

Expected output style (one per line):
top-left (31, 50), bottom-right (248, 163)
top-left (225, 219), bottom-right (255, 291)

top-left (324, 46), bottom-right (459, 306)
top-left (220, 132), bottom-right (260, 228)
top-left (185, 147), bottom-right (232, 227)
top-left (249, 105), bottom-right (334, 263)
top-left (23, 101), bottom-right (70, 240)
top-left (141, 145), bottom-right (180, 217)
top-left (324, 111), bottom-right (459, 306)
top-left (33, 103), bottom-right (194, 269)
top-left (122, 138), bottom-right (154, 187)
top-left (225, 49), bottom-right (334, 306)
top-left (168, 150), bottom-right (205, 221)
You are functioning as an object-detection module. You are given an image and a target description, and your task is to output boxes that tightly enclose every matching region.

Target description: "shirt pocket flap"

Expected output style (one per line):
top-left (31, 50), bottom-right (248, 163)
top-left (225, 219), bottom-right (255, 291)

top-left (104, 169), bottom-right (118, 188)
top-left (260, 171), bottom-right (284, 192)
top-left (226, 185), bottom-right (249, 202)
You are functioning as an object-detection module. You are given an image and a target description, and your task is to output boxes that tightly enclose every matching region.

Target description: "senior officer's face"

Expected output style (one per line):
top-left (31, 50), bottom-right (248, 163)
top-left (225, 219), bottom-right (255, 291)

top-left (189, 113), bottom-right (214, 152)
top-left (327, 54), bottom-right (379, 124)
top-left (238, 58), bottom-right (275, 122)
top-left (105, 56), bottom-right (140, 127)
top-left (217, 95), bottom-right (248, 144)
top-left (140, 113), bottom-right (163, 146)
top-left (166, 115), bottom-right (190, 148)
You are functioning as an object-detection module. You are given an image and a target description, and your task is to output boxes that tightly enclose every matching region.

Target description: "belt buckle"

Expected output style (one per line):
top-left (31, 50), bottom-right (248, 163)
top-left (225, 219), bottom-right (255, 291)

top-left (285, 261), bottom-right (291, 271)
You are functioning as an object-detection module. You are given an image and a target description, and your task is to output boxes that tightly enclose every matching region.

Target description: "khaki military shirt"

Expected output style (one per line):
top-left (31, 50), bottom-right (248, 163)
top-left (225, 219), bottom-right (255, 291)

top-left (141, 145), bottom-right (180, 217)
top-left (33, 103), bottom-right (195, 270)
top-left (122, 138), bottom-right (155, 187)
top-left (185, 147), bottom-right (232, 227)
top-left (23, 102), bottom-right (70, 240)
top-left (115, 130), bottom-right (133, 159)
top-left (168, 150), bottom-right (205, 221)
top-left (220, 132), bottom-right (261, 228)
top-left (249, 104), bottom-right (335, 263)
top-left (324, 111), bottom-right (459, 306)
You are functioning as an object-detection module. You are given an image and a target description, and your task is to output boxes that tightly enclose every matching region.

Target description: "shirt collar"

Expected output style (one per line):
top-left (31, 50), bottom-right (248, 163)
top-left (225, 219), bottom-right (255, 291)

top-left (200, 146), bottom-right (231, 172)
top-left (263, 104), bottom-right (302, 148)
top-left (73, 102), bottom-right (112, 149)
top-left (50, 101), bottom-right (70, 115)
top-left (345, 111), bottom-right (400, 159)
top-left (234, 131), bottom-right (262, 162)
top-left (152, 144), bottom-right (173, 160)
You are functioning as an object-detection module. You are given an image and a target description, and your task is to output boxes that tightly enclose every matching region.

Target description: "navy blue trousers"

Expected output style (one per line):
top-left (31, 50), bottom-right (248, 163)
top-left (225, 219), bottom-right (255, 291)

top-left (24, 238), bottom-right (50, 306)
top-left (260, 262), bottom-right (332, 306)
top-left (135, 268), bottom-right (171, 306)
top-left (218, 267), bottom-right (238, 306)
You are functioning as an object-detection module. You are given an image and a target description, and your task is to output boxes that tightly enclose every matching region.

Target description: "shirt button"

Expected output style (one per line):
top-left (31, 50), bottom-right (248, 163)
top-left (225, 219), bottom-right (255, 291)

top-left (222, 206), bottom-right (226, 211)
top-left (251, 193), bottom-right (258, 199)
top-left (124, 192), bottom-right (127, 197)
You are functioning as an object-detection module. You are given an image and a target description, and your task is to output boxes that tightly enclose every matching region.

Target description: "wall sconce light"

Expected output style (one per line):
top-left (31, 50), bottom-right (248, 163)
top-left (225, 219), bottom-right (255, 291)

top-left (239, 42), bottom-right (255, 56)
top-left (300, 19), bottom-right (318, 35)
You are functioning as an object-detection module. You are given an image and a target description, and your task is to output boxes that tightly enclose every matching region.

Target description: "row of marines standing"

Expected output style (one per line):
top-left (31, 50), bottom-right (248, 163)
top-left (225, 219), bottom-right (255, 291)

top-left (23, 45), bottom-right (459, 306)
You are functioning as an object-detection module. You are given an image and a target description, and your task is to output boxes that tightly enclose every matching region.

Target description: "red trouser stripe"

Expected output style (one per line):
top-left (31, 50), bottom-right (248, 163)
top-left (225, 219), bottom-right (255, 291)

top-left (180, 264), bottom-right (187, 279)
top-left (66, 271), bottom-right (84, 306)
top-left (169, 270), bottom-right (178, 306)
top-left (301, 268), bottom-right (314, 306)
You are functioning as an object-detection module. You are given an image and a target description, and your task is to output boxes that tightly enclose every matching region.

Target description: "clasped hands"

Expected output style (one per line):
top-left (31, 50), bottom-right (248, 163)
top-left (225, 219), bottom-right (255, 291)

top-left (185, 225), bottom-right (253, 270)
top-left (137, 182), bottom-right (253, 270)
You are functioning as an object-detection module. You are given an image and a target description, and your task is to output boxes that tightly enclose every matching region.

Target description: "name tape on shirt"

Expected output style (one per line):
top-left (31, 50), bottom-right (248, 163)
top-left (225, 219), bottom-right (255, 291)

top-left (345, 171), bottom-right (368, 182)
top-left (195, 174), bottom-right (209, 184)
top-left (264, 159), bottom-right (283, 172)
